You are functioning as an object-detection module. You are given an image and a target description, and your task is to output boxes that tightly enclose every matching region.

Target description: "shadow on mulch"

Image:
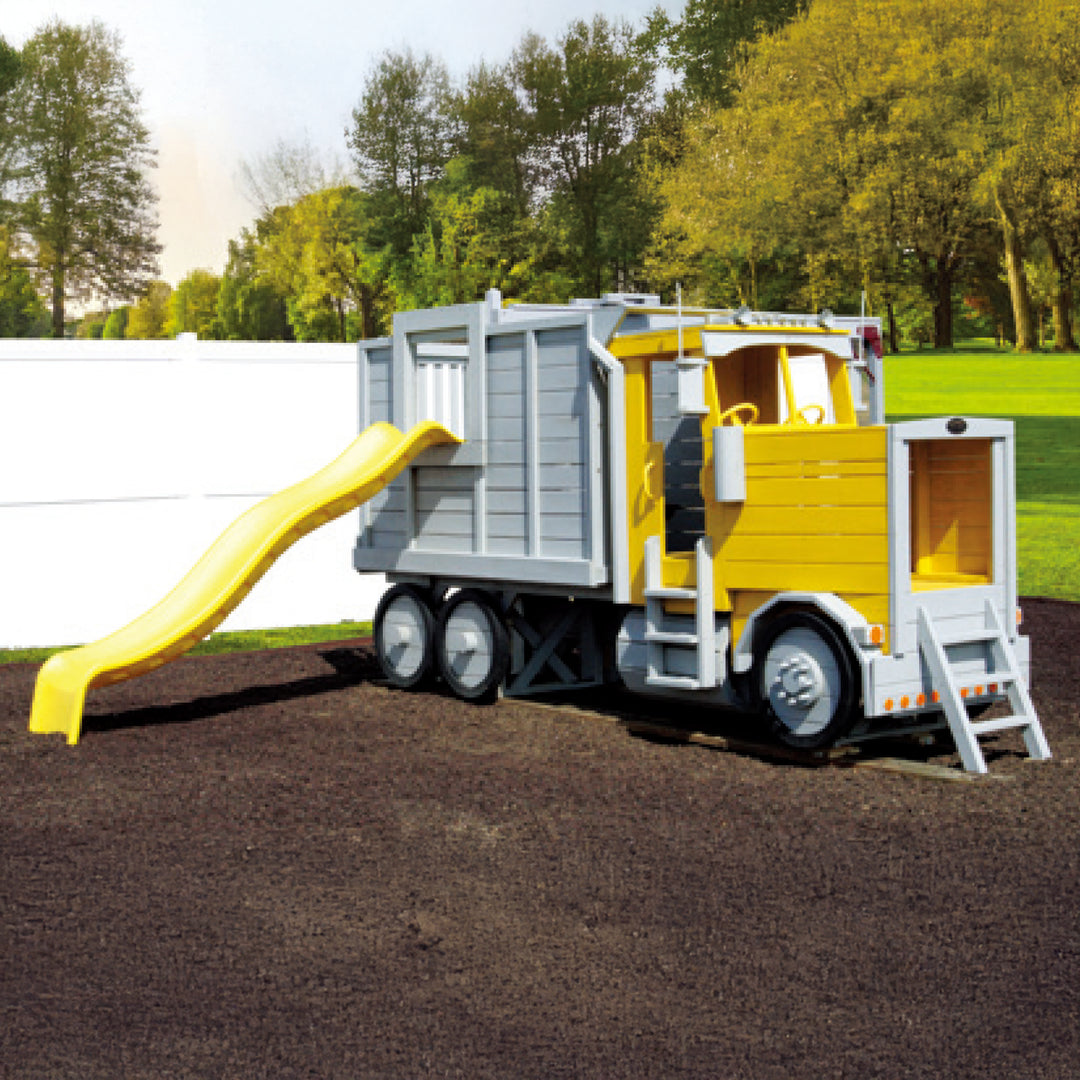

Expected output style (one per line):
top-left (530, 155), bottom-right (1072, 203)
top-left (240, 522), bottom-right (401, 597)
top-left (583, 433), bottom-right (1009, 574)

top-left (82, 645), bottom-right (377, 737)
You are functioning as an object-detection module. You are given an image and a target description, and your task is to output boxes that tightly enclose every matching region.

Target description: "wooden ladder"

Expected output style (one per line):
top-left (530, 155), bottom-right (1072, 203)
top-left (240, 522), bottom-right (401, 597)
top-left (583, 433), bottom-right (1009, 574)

top-left (643, 535), bottom-right (718, 691)
top-left (916, 600), bottom-right (1051, 774)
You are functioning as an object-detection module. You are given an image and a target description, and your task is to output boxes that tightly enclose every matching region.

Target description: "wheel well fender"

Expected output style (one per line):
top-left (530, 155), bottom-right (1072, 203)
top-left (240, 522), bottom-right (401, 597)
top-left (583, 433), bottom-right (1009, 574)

top-left (732, 593), bottom-right (874, 687)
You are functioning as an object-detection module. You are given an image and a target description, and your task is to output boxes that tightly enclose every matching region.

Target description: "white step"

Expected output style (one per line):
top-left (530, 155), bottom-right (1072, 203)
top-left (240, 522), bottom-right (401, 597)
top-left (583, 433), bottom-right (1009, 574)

top-left (645, 630), bottom-right (699, 646)
top-left (643, 586), bottom-right (696, 601)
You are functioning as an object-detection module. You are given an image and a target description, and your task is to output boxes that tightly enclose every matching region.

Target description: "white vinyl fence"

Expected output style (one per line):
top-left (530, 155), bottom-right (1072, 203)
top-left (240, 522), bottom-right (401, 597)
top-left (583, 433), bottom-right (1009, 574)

top-left (0, 335), bottom-right (387, 648)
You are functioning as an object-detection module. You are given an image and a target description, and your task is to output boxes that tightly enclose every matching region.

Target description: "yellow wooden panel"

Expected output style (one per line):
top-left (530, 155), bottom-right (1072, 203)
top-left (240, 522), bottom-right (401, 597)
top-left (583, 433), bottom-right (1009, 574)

top-left (743, 427), bottom-right (888, 464)
top-left (745, 476), bottom-right (889, 507)
top-left (721, 534), bottom-right (889, 567)
top-left (747, 460), bottom-right (888, 479)
top-left (724, 560), bottom-right (890, 594)
top-left (716, 503), bottom-right (889, 536)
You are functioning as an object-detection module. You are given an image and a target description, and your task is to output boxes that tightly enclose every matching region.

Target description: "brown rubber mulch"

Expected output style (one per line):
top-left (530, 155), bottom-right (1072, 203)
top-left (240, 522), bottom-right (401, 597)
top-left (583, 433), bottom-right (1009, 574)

top-left (1, 599), bottom-right (1078, 1079)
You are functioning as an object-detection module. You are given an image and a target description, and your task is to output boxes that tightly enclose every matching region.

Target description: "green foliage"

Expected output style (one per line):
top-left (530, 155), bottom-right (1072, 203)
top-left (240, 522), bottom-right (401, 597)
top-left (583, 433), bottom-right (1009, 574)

top-left (75, 309), bottom-right (107, 339)
top-left (647, 0), bottom-right (809, 107)
top-left (255, 186), bottom-right (384, 341)
top-left (7, 20), bottom-right (160, 337)
top-left (166, 268), bottom-right (222, 339)
top-left (347, 50), bottom-right (453, 257)
top-left (216, 232), bottom-right (292, 342)
top-left (102, 305), bottom-right (129, 339)
top-left (650, 0), bottom-right (1080, 349)
top-left (516, 17), bottom-right (659, 296)
top-left (0, 226), bottom-right (48, 335)
top-left (125, 280), bottom-right (172, 339)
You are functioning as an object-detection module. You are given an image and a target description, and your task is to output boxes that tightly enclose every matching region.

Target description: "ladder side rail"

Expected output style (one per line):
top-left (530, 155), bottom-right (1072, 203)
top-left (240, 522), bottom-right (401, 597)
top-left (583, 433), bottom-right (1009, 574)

top-left (982, 601), bottom-right (1052, 761)
top-left (916, 606), bottom-right (989, 774)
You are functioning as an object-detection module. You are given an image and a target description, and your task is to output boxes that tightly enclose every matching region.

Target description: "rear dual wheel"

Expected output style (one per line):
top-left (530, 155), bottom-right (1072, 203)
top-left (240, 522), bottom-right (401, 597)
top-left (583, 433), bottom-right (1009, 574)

top-left (435, 589), bottom-right (510, 703)
top-left (372, 584), bottom-right (437, 689)
top-left (373, 585), bottom-right (510, 703)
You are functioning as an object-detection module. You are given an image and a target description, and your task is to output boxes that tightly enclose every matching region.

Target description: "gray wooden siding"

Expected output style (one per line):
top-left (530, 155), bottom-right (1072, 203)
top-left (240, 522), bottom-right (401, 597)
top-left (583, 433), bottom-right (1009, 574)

top-left (360, 347), bottom-right (407, 550)
top-left (355, 306), bottom-right (608, 589)
top-left (535, 326), bottom-right (588, 560)
top-left (486, 334), bottom-right (528, 556)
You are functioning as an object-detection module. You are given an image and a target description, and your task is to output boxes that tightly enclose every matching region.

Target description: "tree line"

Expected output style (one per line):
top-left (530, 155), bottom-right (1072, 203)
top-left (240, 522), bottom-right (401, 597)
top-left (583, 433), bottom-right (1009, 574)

top-left (2, 1), bottom-right (1079, 350)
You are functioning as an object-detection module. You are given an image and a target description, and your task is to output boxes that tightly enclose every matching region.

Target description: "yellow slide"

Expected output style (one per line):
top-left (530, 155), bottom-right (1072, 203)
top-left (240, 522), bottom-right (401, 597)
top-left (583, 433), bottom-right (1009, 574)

top-left (29, 421), bottom-right (459, 746)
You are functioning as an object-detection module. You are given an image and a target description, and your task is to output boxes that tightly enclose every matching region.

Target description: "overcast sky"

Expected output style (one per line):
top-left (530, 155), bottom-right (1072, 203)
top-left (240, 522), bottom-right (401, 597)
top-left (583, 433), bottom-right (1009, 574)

top-left (7, 1), bottom-right (681, 286)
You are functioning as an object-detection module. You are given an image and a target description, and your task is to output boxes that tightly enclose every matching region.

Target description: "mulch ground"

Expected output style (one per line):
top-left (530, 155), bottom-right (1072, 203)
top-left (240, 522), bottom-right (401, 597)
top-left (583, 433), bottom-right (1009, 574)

top-left (1, 598), bottom-right (1078, 1080)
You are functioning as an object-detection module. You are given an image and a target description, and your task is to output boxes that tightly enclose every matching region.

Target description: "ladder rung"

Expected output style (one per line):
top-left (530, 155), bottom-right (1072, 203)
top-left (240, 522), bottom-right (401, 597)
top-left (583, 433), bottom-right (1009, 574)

top-left (646, 674), bottom-right (701, 691)
top-left (970, 715), bottom-right (1035, 736)
top-left (646, 631), bottom-right (698, 646)
top-left (941, 628), bottom-right (999, 646)
top-left (644, 587), bottom-right (696, 600)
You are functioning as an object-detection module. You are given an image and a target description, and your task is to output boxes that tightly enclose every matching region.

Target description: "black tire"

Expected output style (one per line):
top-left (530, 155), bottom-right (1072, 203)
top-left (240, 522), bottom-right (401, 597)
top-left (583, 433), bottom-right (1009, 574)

top-left (372, 584), bottom-right (436, 689)
top-left (751, 610), bottom-right (860, 750)
top-left (435, 589), bottom-right (510, 703)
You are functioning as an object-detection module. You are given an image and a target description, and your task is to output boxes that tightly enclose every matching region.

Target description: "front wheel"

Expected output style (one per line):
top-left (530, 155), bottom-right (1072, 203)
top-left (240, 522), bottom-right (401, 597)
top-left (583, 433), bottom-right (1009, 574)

top-left (752, 611), bottom-right (860, 750)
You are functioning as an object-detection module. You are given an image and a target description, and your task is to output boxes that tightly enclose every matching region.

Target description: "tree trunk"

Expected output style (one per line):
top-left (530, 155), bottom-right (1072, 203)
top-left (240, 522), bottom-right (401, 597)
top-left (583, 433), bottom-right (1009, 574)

top-left (997, 195), bottom-right (1035, 352)
top-left (934, 263), bottom-right (954, 349)
top-left (1045, 232), bottom-right (1078, 352)
top-left (51, 267), bottom-right (65, 339)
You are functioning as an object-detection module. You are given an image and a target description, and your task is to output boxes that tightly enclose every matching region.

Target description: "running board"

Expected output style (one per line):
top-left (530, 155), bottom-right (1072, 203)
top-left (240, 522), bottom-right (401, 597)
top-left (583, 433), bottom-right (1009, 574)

top-left (643, 535), bottom-right (717, 690)
top-left (916, 602), bottom-right (1051, 774)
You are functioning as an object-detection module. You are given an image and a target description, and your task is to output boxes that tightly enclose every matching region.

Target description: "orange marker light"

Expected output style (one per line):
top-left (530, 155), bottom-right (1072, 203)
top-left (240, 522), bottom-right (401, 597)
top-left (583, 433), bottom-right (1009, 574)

top-left (931, 690), bottom-right (940, 703)
top-left (900, 695), bottom-right (910, 709)
top-left (870, 625), bottom-right (883, 645)
top-left (883, 698), bottom-right (894, 711)
top-left (916, 693), bottom-right (926, 707)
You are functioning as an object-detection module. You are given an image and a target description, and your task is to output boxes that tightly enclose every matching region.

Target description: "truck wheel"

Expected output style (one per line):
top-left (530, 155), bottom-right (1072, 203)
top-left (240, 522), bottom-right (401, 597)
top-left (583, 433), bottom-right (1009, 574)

top-left (373, 585), bottom-right (436, 689)
top-left (752, 611), bottom-right (859, 750)
top-left (436, 589), bottom-right (510, 703)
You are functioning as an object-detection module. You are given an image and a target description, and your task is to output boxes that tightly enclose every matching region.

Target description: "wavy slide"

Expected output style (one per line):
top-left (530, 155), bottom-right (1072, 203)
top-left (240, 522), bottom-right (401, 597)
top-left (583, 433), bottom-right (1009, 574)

top-left (29, 421), bottom-right (459, 746)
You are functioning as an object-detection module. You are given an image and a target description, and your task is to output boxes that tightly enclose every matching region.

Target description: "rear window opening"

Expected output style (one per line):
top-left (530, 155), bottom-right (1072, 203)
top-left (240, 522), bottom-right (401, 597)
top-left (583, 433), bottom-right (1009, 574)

top-left (909, 439), bottom-right (993, 589)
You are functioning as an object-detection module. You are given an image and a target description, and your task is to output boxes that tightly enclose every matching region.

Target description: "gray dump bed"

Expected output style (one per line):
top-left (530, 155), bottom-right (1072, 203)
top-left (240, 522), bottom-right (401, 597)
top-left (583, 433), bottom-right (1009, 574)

top-left (353, 297), bottom-right (615, 594)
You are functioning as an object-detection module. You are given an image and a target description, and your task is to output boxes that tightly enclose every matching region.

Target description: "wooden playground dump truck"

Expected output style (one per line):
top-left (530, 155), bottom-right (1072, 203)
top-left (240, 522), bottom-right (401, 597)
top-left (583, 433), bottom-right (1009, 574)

top-left (357, 291), bottom-right (1050, 774)
top-left (28, 289), bottom-right (1050, 773)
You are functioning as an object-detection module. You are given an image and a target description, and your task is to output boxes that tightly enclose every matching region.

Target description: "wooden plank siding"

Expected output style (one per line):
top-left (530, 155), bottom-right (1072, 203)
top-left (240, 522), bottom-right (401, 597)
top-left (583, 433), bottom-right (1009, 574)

top-left (910, 439), bottom-right (992, 585)
top-left (707, 425), bottom-right (891, 639)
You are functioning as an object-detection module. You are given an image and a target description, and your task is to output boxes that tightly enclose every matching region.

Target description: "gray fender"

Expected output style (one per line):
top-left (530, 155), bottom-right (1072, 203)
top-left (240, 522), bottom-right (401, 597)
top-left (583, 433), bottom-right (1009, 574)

top-left (732, 593), bottom-right (878, 684)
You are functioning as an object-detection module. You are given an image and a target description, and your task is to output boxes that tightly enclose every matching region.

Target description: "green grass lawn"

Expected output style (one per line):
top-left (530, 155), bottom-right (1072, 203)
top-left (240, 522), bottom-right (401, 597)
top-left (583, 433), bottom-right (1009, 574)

top-left (885, 350), bottom-right (1080, 600)
top-left (0, 621), bottom-right (372, 667)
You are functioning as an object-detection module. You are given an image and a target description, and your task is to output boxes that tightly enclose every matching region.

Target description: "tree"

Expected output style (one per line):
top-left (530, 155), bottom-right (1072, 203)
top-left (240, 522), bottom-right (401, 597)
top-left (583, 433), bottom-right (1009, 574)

top-left (0, 36), bottom-right (22, 221)
top-left (256, 186), bottom-right (384, 341)
top-left (650, 0), bottom-right (1067, 347)
top-left (125, 280), bottom-right (171, 339)
top-left (0, 225), bottom-right (48, 335)
top-left (8, 20), bottom-right (160, 337)
top-left (216, 231), bottom-right (292, 342)
top-left (647, 0), bottom-right (809, 107)
top-left (515, 17), bottom-right (659, 296)
top-left (102, 305), bottom-right (129, 339)
top-left (166, 269), bottom-right (222, 338)
top-left (347, 50), bottom-right (453, 256)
